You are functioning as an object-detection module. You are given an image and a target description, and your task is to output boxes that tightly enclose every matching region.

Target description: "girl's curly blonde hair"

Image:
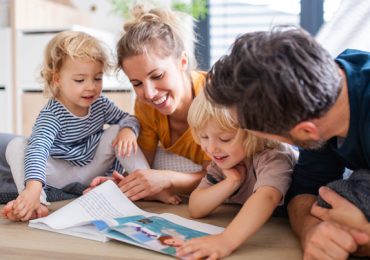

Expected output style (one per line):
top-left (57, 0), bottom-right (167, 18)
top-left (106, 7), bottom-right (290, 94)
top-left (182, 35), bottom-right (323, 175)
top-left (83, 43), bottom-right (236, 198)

top-left (40, 31), bottom-right (110, 98)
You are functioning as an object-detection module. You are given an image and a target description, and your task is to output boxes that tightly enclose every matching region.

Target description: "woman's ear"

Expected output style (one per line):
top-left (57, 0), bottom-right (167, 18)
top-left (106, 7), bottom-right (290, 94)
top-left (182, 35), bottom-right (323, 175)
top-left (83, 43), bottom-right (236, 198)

top-left (179, 51), bottom-right (188, 71)
top-left (291, 121), bottom-right (320, 141)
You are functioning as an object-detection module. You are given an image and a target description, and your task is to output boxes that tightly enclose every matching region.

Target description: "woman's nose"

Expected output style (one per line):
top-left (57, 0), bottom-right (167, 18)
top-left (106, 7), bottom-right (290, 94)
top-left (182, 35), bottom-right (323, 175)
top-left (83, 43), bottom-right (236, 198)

top-left (143, 83), bottom-right (157, 100)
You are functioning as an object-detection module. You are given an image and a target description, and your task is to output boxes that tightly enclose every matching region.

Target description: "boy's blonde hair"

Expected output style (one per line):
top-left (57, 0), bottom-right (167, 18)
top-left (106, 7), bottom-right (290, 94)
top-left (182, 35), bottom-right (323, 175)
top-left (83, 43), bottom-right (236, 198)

top-left (188, 90), bottom-right (279, 161)
top-left (40, 31), bottom-right (110, 98)
top-left (116, 4), bottom-right (197, 75)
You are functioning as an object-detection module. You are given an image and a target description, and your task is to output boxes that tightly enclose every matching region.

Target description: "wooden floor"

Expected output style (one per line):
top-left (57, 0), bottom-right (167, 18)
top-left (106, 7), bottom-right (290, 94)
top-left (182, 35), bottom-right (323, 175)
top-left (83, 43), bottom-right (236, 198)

top-left (0, 200), bottom-right (302, 259)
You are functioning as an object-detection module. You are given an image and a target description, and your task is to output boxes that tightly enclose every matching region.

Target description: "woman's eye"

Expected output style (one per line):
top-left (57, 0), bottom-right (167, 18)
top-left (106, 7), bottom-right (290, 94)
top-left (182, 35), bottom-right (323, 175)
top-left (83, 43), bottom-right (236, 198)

top-left (220, 138), bottom-right (231, 142)
top-left (74, 79), bottom-right (84, 83)
top-left (152, 73), bottom-right (163, 80)
top-left (200, 135), bottom-right (208, 140)
top-left (95, 78), bottom-right (102, 82)
top-left (131, 81), bottom-right (142, 87)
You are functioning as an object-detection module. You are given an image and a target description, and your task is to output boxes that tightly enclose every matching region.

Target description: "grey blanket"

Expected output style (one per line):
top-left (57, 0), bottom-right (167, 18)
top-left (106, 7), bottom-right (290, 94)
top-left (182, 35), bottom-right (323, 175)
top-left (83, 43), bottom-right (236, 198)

top-left (317, 169), bottom-right (370, 221)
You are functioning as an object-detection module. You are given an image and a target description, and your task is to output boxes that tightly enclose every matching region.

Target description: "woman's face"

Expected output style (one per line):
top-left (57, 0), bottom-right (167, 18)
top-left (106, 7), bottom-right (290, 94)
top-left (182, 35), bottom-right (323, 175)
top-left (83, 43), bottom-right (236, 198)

top-left (122, 52), bottom-right (188, 115)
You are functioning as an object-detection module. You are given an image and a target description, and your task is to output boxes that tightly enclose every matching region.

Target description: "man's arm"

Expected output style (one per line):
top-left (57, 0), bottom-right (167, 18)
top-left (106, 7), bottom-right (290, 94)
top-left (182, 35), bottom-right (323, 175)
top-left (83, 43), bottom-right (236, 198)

top-left (288, 194), bottom-right (359, 259)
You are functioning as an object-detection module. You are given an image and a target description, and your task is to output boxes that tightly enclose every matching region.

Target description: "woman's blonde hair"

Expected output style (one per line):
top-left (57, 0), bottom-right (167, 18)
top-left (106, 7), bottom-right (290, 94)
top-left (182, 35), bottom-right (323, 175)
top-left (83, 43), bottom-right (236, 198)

top-left (40, 31), bottom-right (110, 98)
top-left (116, 4), bottom-right (197, 74)
top-left (188, 90), bottom-right (279, 161)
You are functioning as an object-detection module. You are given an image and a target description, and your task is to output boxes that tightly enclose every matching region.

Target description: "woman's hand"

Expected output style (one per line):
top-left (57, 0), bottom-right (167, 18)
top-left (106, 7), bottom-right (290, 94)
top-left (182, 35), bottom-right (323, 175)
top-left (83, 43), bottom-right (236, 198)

top-left (117, 169), bottom-right (172, 201)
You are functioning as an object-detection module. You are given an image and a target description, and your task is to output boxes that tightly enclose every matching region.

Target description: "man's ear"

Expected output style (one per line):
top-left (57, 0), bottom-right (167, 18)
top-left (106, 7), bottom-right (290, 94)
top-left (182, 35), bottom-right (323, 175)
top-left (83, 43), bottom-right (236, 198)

top-left (291, 121), bottom-right (320, 140)
top-left (179, 51), bottom-right (188, 71)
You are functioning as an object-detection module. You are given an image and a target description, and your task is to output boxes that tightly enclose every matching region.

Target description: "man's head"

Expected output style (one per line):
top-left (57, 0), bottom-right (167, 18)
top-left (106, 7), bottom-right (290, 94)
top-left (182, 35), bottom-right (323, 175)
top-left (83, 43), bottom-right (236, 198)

top-left (205, 26), bottom-right (342, 148)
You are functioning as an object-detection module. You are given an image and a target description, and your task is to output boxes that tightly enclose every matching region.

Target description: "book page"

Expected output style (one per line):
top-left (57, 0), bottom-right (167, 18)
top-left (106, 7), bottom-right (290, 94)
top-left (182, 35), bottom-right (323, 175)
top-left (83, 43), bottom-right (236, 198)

top-left (30, 180), bottom-right (146, 229)
top-left (103, 215), bottom-right (222, 256)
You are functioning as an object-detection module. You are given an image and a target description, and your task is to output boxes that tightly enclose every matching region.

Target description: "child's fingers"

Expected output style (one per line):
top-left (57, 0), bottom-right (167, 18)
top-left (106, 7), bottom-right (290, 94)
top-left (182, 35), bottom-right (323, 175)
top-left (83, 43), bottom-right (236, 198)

top-left (20, 209), bottom-right (34, 222)
top-left (112, 136), bottom-right (118, 147)
top-left (133, 142), bottom-right (138, 155)
top-left (123, 140), bottom-right (130, 157)
top-left (112, 171), bottom-right (124, 182)
top-left (125, 141), bottom-right (132, 157)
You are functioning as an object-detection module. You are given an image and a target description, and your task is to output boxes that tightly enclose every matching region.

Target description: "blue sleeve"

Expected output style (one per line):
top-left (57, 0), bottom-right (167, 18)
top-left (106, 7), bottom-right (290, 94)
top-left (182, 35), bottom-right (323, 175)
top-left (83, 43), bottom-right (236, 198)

top-left (286, 145), bottom-right (345, 202)
top-left (24, 110), bottom-right (61, 185)
top-left (103, 96), bottom-right (140, 136)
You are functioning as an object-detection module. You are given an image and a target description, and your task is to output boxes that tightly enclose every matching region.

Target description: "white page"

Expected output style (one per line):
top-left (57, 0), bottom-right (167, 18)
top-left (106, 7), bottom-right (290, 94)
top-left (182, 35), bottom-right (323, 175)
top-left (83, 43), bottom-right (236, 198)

top-left (159, 213), bottom-right (224, 234)
top-left (30, 180), bottom-right (146, 229)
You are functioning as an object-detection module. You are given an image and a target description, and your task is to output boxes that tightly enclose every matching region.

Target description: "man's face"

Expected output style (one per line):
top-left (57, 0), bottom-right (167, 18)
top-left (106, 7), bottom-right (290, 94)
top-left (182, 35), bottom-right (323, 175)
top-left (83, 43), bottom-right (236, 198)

top-left (249, 130), bottom-right (326, 150)
top-left (230, 107), bottom-right (327, 150)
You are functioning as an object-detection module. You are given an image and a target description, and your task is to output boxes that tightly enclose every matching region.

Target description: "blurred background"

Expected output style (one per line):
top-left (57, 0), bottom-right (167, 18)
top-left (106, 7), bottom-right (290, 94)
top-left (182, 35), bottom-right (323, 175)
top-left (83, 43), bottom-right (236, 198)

top-left (0, 0), bottom-right (368, 135)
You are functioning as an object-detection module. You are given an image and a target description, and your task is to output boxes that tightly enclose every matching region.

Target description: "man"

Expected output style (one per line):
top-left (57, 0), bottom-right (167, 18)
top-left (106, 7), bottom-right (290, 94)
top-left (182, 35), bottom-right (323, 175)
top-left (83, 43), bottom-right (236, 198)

top-left (205, 26), bottom-right (370, 259)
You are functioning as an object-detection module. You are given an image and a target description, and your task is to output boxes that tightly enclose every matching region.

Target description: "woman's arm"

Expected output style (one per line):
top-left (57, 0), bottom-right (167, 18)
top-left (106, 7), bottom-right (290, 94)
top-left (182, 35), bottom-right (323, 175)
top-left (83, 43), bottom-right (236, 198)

top-left (117, 168), bottom-right (206, 201)
top-left (177, 186), bottom-right (282, 259)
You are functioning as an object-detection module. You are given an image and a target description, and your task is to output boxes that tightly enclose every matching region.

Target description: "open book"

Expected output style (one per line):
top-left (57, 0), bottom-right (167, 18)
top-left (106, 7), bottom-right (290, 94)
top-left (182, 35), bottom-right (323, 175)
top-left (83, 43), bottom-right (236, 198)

top-left (29, 180), bottom-right (224, 256)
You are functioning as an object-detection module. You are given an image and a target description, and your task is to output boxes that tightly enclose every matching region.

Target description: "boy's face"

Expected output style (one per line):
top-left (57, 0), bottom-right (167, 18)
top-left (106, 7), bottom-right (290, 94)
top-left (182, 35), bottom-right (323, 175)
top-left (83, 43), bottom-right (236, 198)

top-left (199, 118), bottom-right (246, 170)
top-left (54, 57), bottom-right (103, 116)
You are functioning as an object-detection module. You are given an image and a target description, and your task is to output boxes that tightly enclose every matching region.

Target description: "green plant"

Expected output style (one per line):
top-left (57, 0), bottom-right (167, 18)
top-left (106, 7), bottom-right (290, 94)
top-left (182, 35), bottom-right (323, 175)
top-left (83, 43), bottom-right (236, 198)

top-left (110, 0), bottom-right (208, 20)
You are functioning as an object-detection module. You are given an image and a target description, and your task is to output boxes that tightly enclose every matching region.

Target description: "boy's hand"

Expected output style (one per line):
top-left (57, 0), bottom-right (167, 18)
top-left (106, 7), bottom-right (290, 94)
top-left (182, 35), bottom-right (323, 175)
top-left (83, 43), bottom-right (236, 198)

top-left (11, 181), bottom-right (42, 221)
top-left (223, 163), bottom-right (247, 188)
top-left (176, 233), bottom-right (234, 259)
top-left (112, 128), bottom-right (138, 157)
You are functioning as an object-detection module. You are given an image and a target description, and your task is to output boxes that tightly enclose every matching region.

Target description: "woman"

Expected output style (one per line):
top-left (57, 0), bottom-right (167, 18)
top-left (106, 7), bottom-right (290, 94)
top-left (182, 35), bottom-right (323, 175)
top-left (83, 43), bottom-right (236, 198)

top-left (88, 5), bottom-right (210, 204)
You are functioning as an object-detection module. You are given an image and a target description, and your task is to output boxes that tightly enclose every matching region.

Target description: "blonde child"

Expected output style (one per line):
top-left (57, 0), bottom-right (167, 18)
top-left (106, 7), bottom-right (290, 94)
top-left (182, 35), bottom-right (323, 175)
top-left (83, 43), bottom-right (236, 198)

top-left (1, 31), bottom-right (147, 221)
top-left (176, 90), bottom-right (297, 259)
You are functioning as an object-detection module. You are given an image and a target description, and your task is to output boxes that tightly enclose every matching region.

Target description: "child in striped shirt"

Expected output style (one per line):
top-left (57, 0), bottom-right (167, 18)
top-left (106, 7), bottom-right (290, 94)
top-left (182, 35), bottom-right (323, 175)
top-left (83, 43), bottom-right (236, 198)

top-left (2, 31), bottom-right (147, 221)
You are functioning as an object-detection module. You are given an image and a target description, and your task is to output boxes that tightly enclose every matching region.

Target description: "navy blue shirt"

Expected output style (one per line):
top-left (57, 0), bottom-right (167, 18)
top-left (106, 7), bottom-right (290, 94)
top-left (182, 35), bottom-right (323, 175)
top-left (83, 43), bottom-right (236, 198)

top-left (287, 49), bottom-right (370, 200)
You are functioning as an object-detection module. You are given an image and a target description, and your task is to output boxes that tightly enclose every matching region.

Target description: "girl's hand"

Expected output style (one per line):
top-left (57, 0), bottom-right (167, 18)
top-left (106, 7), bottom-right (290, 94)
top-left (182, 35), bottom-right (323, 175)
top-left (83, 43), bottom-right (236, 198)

top-left (11, 186), bottom-right (41, 221)
top-left (223, 163), bottom-right (247, 188)
top-left (176, 233), bottom-right (234, 260)
top-left (117, 169), bottom-right (171, 201)
top-left (83, 171), bottom-right (124, 194)
top-left (112, 128), bottom-right (138, 157)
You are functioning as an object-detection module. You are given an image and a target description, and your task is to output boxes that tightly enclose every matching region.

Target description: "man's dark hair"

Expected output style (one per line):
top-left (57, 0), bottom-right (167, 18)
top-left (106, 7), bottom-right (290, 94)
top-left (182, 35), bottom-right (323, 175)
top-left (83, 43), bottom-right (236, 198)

top-left (205, 26), bottom-right (342, 135)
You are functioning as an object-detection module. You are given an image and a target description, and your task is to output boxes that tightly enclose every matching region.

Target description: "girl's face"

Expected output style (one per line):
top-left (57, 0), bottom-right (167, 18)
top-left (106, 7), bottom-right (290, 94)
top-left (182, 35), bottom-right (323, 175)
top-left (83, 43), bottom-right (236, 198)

top-left (199, 118), bottom-right (246, 170)
top-left (122, 52), bottom-right (189, 115)
top-left (54, 57), bottom-right (103, 116)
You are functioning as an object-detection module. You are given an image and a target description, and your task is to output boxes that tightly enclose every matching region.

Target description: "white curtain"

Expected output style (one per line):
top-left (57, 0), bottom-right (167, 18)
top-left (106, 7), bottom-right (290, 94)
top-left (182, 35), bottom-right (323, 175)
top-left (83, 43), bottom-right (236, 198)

top-left (316, 0), bottom-right (370, 57)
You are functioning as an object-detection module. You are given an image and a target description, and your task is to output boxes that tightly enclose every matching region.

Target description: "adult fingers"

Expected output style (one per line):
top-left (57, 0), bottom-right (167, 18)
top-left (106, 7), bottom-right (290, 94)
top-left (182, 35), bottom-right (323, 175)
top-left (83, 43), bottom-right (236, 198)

top-left (310, 201), bottom-right (330, 220)
top-left (318, 187), bottom-right (346, 208)
top-left (126, 186), bottom-right (149, 200)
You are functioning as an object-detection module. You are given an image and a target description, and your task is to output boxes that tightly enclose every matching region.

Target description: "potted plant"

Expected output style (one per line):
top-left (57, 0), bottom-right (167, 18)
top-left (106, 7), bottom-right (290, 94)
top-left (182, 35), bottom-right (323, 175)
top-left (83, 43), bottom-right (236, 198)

top-left (110, 0), bottom-right (208, 20)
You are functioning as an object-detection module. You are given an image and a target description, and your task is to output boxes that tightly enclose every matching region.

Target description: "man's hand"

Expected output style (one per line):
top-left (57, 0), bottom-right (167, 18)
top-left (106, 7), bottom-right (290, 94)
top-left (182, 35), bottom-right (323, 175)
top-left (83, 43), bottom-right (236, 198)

top-left (310, 187), bottom-right (370, 257)
top-left (302, 220), bottom-right (358, 260)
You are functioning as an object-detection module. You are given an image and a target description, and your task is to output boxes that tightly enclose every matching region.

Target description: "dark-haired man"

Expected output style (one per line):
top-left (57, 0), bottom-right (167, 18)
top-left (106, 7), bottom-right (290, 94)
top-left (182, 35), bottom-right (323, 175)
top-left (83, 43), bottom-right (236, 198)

top-left (205, 27), bottom-right (370, 259)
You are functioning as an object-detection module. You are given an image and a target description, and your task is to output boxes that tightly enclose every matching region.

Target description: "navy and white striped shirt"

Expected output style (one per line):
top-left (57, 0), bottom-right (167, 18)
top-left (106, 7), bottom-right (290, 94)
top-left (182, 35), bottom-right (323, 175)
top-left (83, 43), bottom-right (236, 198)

top-left (24, 96), bottom-right (139, 185)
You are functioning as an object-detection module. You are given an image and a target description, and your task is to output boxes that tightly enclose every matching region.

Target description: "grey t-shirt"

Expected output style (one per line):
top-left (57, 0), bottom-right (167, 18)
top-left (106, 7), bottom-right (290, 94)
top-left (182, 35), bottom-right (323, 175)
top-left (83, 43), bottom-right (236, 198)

top-left (197, 144), bottom-right (297, 205)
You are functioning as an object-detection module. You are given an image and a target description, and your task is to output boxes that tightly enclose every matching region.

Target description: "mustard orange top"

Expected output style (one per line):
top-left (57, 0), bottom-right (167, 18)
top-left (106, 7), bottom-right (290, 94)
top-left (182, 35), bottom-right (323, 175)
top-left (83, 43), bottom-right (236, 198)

top-left (134, 71), bottom-right (209, 165)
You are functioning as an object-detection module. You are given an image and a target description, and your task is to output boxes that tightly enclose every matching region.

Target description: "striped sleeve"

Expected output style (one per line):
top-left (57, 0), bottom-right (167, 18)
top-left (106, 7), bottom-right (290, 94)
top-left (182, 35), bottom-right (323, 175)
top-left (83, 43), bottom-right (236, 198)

top-left (103, 96), bottom-right (140, 136)
top-left (24, 110), bottom-right (61, 185)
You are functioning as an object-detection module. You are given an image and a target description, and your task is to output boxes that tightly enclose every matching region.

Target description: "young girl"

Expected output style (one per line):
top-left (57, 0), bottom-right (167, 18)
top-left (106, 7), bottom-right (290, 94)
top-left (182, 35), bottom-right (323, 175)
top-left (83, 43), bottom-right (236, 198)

top-left (176, 90), bottom-right (297, 259)
top-left (2, 31), bottom-right (146, 221)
